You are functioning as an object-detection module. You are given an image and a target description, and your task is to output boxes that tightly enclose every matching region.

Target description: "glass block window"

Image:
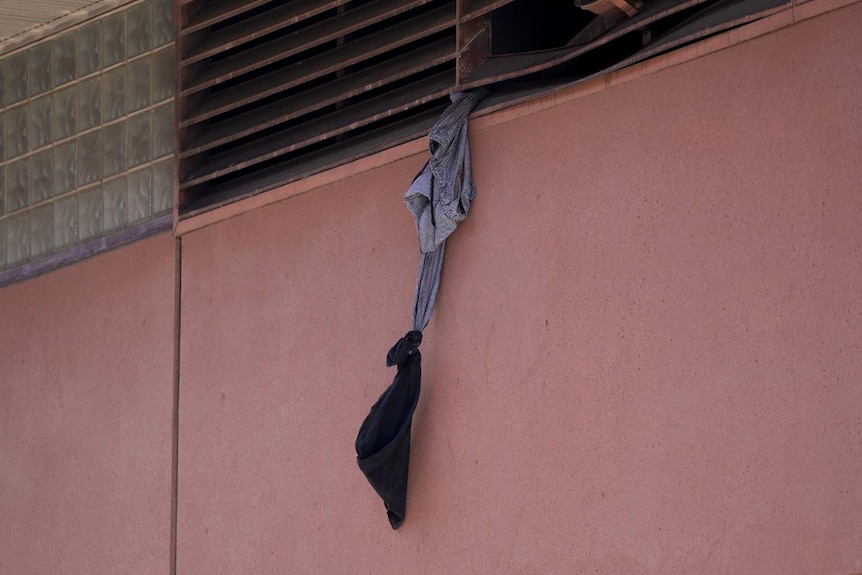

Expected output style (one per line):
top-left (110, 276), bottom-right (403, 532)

top-left (0, 0), bottom-right (175, 272)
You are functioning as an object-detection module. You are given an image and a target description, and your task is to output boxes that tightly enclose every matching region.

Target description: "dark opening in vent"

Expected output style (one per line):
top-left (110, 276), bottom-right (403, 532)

top-left (490, 0), bottom-right (593, 54)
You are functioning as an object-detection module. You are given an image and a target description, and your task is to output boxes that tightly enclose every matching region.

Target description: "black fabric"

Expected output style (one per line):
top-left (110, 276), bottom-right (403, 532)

top-left (356, 331), bottom-right (423, 529)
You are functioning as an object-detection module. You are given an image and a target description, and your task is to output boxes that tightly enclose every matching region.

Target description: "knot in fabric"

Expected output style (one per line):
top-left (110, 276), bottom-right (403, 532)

top-left (386, 331), bottom-right (423, 367)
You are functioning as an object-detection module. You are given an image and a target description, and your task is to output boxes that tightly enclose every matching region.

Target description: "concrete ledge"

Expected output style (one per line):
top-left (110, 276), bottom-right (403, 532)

top-left (0, 213), bottom-right (172, 289)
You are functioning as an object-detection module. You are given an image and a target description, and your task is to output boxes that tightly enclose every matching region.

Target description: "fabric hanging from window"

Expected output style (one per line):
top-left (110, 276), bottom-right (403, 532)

top-left (355, 91), bottom-right (484, 529)
top-left (405, 90), bottom-right (485, 331)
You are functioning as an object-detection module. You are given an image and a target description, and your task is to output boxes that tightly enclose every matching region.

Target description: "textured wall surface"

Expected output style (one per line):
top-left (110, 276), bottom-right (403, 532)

top-left (0, 233), bottom-right (175, 574)
top-left (177, 4), bottom-right (862, 574)
top-left (1, 2), bottom-right (861, 574)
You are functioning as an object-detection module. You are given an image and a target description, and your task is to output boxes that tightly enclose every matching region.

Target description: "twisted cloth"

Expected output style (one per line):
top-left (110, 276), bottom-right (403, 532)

top-left (405, 91), bottom-right (484, 331)
top-left (356, 92), bottom-right (484, 530)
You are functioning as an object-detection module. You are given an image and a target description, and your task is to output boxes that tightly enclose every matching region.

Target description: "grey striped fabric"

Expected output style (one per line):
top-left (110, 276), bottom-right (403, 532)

top-left (405, 91), bottom-right (484, 331)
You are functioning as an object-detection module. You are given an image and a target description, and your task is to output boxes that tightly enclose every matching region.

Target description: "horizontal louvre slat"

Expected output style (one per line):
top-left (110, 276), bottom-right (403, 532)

top-left (182, 3), bottom-right (456, 125)
top-left (638, 0), bottom-right (786, 48)
top-left (183, 0), bottom-right (274, 35)
top-left (183, 0), bottom-right (433, 95)
top-left (183, 0), bottom-right (350, 65)
top-left (181, 70), bottom-right (453, 187)
top-left (585, 0), bottom-right (788, 78)
top-left (180, 106), bottom-right (446, 218)
top-left (183, 37), bottom-right (456, 157)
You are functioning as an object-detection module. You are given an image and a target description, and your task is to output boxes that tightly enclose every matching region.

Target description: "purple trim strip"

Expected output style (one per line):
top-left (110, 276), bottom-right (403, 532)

top-left (0, 213), bottom-right (173, 289)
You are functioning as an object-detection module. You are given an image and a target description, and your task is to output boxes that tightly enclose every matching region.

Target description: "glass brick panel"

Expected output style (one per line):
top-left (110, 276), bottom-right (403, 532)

top-left (77, 130), bottom-right (102, 186)
top-left (78, 185), bottom-right (103, 240)
top-left (54, 140), bottom-right (77, 195)
top-left (152, 159), bottom-right (173, 214)
top-left (30, 203), bottom-right (54, 257)
top-left (53, 85), bottom-right (77, 141)
top-left (128, 2), bottom-right (152, 58)
top-left (152, 46), bottom-right (175, 103)
top-left (127, 167), bottom-right (152, 223)
top-left (103, 121), bottom-right (127, 177)
top-left (6, 212), bottom-right (29, 265)
top-left (29, 43), bottom-right (53, 97)
top-left (0, 0), bottom-right (178, 274)
top-left (103, 176), bottom-right (126, 232)
top-left (6, 52), bottom-right (29, 105)
top-left (54, 195), bottom-right (78, 248)
top-left (6, 158), bottom-right (29, 212)
top-left (30, 95), bottom-right (53, 150)
top-left (103, 66), bottom-right (126, 122)
top-left (77, 76), bottom-right (102, 132)
top-left (103, 12), bottom-right (126, 68)
top-left (127, 56), bottom-right (152, 113)
top-left (5, 105), bottom-right (28, 159)
top-left (152, 102), bottom-right (173, 158)
top-left (77, 21), bottom-right (103, 78)
top-left (127, 111), bottom-right (151, 168)
top-left (30, 148), bottom-right (53, 203)
top-left (152, 0), bottom-right (176, 47)
top-left (53, 32), bottom-right (77, 87)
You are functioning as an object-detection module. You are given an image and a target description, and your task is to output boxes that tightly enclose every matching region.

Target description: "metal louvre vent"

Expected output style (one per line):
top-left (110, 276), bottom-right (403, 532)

top-left (178, 0), bottom-right (458, 216)
top-left (177, 0), bottom-right (790, 217)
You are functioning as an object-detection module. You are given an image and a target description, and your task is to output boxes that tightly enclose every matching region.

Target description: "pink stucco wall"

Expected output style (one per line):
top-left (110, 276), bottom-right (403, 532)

top-left (177, 4), bottom-right (862, 575)
top-left (2, 4), bottom-right (861, 575)
top-left (0, 234), bottom-right (176, 574)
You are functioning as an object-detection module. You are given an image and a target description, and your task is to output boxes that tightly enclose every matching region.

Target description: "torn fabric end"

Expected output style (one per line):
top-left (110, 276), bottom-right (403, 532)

top-left (355, 331), bottom-right (422, 529)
